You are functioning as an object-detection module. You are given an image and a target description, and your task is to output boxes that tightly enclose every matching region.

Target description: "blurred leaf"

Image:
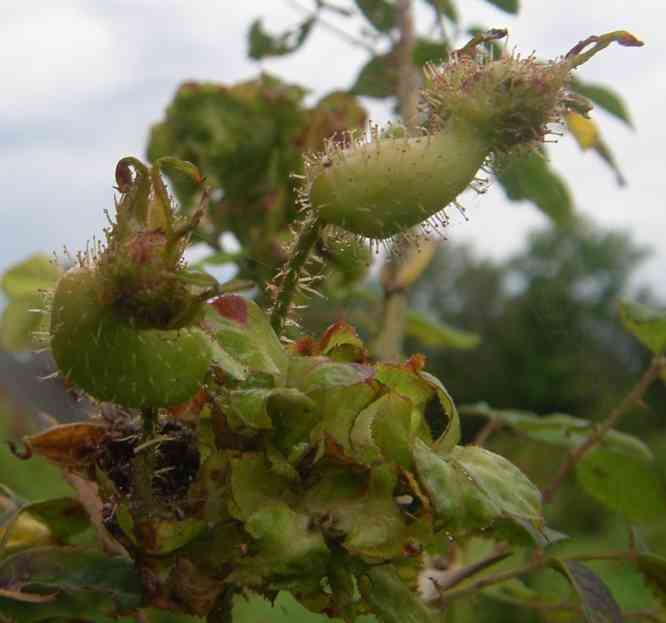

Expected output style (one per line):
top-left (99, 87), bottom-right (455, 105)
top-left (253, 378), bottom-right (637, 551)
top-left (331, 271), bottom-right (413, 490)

top-left (619, 299), bottom-right (666, 354)
top-left (483, 0), bottom-right (519, 13)
top-left (2, 498), bottom-right (91, 551)
top-left (0, 547), bottom-right (143, 621)
top-left (405, 309), bottom-right (481, 350)
top-left (496, 151), bottom-right (574, 226)
top-left (351, 53), bottom-right (397, 98)
top-left (248, 17), bottom-right (315, 59)
top-left (0, 295), bottom-right (44, 352)
top-left (412, 38), bottom-right (450, 66)
top-left (576, 448), bottom-right (666, 522)
top-left (232, 590), bottom-right (377, 623)
top-left (635, 553), bottom-right (666, 608)
top-left (566, 112), bottom-right (600, 150)
top-left (363, 565), bottom-right (438, 623)
top-left (413, 441), bottom-right (543, 542)
top-left (423, 0), bottom-right (458, 23)
top-left (551, 560), bottom-right (622, 623)
top-left (355, 0), bottom-right (395, 32)
top-left (1, 254), bottom-right (60, 301)
top-left (565, 113), bottom-right (625, 186)
top-left (571, 78), bottom-right (633, 126)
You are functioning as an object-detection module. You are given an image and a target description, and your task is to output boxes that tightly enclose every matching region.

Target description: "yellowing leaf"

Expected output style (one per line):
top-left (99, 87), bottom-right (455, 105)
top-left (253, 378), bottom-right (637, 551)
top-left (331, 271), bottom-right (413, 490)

top-left (566, 112), bottom-right (600, 150)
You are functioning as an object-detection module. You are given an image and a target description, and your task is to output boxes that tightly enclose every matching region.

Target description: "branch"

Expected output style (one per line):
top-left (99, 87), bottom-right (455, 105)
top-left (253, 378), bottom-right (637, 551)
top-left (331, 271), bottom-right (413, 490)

top-left (543, 355), bottom-right (665, 503)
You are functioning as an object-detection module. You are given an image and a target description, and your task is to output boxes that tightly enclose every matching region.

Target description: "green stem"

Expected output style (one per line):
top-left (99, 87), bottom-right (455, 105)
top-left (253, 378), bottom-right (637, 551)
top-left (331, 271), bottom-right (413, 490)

top-left (130, 408), bottom-right (158, 542)
top-left (270, 213), bottom-right (322, 335)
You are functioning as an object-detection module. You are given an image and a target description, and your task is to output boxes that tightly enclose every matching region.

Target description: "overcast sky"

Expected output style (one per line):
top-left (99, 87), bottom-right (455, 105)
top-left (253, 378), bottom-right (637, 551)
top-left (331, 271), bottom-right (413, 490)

top-left (0, 0), bottom-right (663, 297)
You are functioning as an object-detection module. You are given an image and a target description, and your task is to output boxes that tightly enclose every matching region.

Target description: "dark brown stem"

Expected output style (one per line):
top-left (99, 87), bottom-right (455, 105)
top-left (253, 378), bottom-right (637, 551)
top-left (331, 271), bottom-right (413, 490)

top-left (472, 418), bottom-right (503, 447)
top-left (543, 355), bottom-right (664, 503)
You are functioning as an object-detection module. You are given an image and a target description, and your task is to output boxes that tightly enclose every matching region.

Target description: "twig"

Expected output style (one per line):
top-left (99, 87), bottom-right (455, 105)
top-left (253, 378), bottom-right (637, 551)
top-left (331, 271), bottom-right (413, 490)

top-left (372, 0), bottom-right (418, 361)
top-left (284, 0), bottom-right (376, 53)
top-left (437, 550), bottom-right (632, 605)
top-left (542, 355), bottom-right (665, 503)
top-left (472, 418), bottom-right (503, 447)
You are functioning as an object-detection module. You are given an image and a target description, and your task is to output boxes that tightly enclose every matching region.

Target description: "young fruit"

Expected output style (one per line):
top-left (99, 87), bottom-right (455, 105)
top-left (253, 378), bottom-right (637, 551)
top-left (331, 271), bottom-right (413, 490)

top-left (304, 30), bottom-right (642, 241)
top-left (50, 267), bottom-right (212, 409)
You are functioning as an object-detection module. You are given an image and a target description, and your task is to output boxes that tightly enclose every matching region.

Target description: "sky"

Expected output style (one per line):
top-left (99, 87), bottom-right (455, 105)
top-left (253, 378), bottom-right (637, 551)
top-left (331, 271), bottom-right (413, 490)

top-left (0, 0), bottom-right (663, 297)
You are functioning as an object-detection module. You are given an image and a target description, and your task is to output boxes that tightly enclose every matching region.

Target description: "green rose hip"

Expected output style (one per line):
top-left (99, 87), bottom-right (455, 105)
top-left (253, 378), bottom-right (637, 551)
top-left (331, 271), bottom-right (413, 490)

top-left (50, 268), bottom-right (212, 409)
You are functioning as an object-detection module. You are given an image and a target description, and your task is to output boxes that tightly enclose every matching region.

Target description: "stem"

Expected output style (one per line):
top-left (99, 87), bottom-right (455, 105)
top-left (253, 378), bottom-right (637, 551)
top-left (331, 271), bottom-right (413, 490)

top-left (438, 550), bottom-right (632, 605)
top-left (373, 0), bottom-right (420, 360)
top-left (270, 213), bottom-right (322, 335)
top-left (543, 355), bottom-right (664, 503)
top-left (130, 408), bottom-right (158, 542)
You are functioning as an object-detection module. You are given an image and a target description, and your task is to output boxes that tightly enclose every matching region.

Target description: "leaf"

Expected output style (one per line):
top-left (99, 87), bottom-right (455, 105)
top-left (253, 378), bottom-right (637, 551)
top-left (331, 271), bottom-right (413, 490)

top-left (571, 78), bottom-right (633, 126)
top-left (0, 295), bottom-right (45, 352)
top-left (551, 559), bottom-right (623, 623)
top-left (351, 53), bottom-right (397, 98)
top-left (1, 254), bottom-right (60, 301)
top-left (483, 0), bottom-right (519, 14)
top-left (423, 0), bottom-right (458, 23)
top-left (248, 17), bottom-right (315, 60)
top-left (304, 465), bottom-right (411, 559)
top-left (232, 590), bottom-right (372, 623)
top-left (204, 295), bottom-right (288, 378)
top-left (405, 310), bottom-right (481, 350)
top-left (566, 112), bottom-right (600, 150)
top-left (413, 441), bottom-right (543, 542)
top-left (2, 498), bottom-right (91, 550)
top-left (243, 503), bottom-right (330, 578)
top-left (576, 447), bottom-right (666, 522)
top-left (354, 0), bottom-right (395, 32)
top-left (461, 404), bottom-right (664, 521)
top-left (635, 553), bottom-right (666, 608)
top-left (619, 299), bottom-right (666, 354)
top-left (318, 321), bottom-right (367, 363)
top-left (18, 424), bottom-right (107, 472)
top-left (0, 547), bottom-right (143, 621)
top-left (565, 113), bottom-right (625, 186)
top-left (413, 38), bottom-right (450, 67)
top-left (362, 565), bottom-right (438, 623)
top-left (496, 151), bottom-right (574, 226)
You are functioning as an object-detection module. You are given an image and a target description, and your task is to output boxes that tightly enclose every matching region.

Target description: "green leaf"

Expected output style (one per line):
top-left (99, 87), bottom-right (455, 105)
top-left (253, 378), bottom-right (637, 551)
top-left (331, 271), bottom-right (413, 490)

top-left (232, 590), bottom-right (376, 623)
top-left (229, 454), bottom-right (292, 520)
top-left (304, 465), bottom-right (410, 559)
top-left (204, 295), bottom-right (288, 378)
top-left (635, 553), bottom-right (666, 608)
top-left (1, 254), bottom-right (60, 301)
top-left (412, 38), bottom-right (450, 67)
top-left (248, 17), bottom-right (315, 60)
top-left (461, 404), bottom-right (664, 521)
top-left (576, 447), bottom-right (666, 522)
top-left (243, 503), bottom-right (330, 578)
top-left (351, 54), bottom-right (397, 98)
top-left (0, 295), bottom-right (45, 352)
top-left (423, 0), bottom-right (458, 23)
top-left (496, 151), bottom-right (574, 226)
top-left (483, 0), bottom-right (519, 14)
top-left (354, 0), bottom-right (395, 32)
top-left (0, 547), bottom-right (143, 621)
top-left (551, 559), bottom-right (622, 623)
top-left (571, 79), bottom-right (633, 126)
top-left (413, 441), bottom-right (543, 541)
top-left (405, 310), bottom-right (480, 350)
top-left (362, 565), bottom-right (438, 623)
top-left (619, 299), bottom-right (666, 354)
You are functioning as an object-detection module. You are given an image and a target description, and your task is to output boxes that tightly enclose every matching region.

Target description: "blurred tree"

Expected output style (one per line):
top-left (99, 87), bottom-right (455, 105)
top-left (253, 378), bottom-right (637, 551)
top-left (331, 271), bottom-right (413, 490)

top-left (408, 219), bottom-right (655, 422)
